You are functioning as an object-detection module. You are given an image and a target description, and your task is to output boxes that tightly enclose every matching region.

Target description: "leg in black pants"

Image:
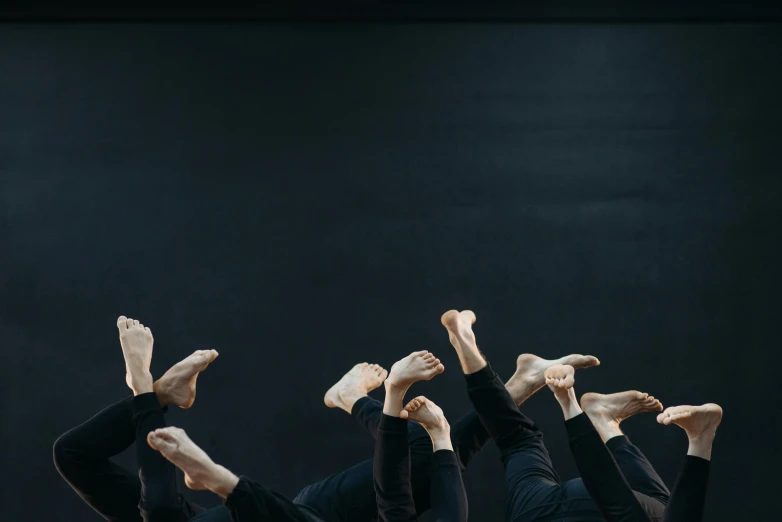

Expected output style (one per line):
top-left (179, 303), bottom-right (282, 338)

top-left (53, 395), bottom-right (207, 522)
top-left (294, 367), bottom-right (490, 522)
top-left (148, 426), bottom-right (325, 522)
top-left (548, 364), bottom-right (721, 522)
top-left (374, 410), bottom-right (468, 522)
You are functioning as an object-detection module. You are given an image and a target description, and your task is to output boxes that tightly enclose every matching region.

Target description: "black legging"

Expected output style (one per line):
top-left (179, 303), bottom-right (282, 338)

top-left (373, 414), bottom-right (468, 522)
top-left (52, 394), bottom-right (213, 522)
top-left (565, 413), bottom-right (710, 522)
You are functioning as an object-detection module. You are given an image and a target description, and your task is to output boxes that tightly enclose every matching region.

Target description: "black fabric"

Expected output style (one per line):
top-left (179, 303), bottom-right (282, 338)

top-left (662, 456), bottom-right (710, 522)
top-left (294, 396), bottom-right (489, 521)
top-left (224, 477), bottom-right (324, 522)
top-left (52, 394), bottom-right (208, 522)
top-left (566, 413), bottom-right (712, 522)
top-left (373, 414), bottom-right (468, 522)
top-left (463, 365), bottom-right (666, 522)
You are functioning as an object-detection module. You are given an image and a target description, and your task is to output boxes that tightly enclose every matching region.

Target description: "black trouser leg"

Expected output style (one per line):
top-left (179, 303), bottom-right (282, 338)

top-left (565, 413), bottom-right (652, 522)
top-left (429, 450), bottom-right (468, 522)
top-left (53, 397), bottom-right (144, 522)
top-left (464, 365), bottom-right (563, 520)
top-left (225, 477), bottom-right (322, 522)
top-left (662, 457), bottom-right (710, 522)
top-left (132, 393), bottom-right (204, 522)
top-left (374, 414), bottom-right (418, 522)
top-left (607, 436), bottom-right (670, 505)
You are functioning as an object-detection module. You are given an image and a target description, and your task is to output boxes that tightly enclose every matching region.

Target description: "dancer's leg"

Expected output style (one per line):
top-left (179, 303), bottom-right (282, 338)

top-left (148, 427), bottom-right (318, 522)
top-left (658, 404), bottom-right (722, 522)
top-left (441, 309), bottom-right (600, 520)
top-left (582, 392), bottom-right (670, 505)
top-left (546, 364), bottom-right (652, 522)
top-left (53, 397), bottom-right (143, 522)
top-left (403, 397), bottom-right (467, 522)
top-left (325, 363), bottom-right (388, 438)
top-left (375, 350), bottom-right (444, 522)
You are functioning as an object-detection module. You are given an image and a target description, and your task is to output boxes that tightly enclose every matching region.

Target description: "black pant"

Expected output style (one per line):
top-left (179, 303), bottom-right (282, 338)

top-left (373, 414), bottom-right (467, 522)
top-left (464, 365), bottom-right (670, 522)
top-left (566, 413), bottom-right (711, 522)
top-left (55, 395), bottom-right (489, 522)
top-left (52, 394), bottom-right (216, 522)
top-left (293, 397), bottom-right (489, 522)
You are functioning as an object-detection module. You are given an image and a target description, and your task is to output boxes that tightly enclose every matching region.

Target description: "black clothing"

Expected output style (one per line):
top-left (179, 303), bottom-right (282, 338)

top-left (566, 413), bottom-right (711, 522)
top-left (53, 394), bottom-right (212, 522)
top-left (373, 414), bottom-right (467, 522)
top-left (55, 396), bottom-right (489, 522)
top-left (464, 365), bottom-right (668, 522)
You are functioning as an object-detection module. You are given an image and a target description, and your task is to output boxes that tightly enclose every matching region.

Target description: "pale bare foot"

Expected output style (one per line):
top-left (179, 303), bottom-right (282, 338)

top-left (153, 350), bottom-right (219, 408)
top-left (400, 396), bottom-right (448, 430)
top-left (117, 316), bottom-right (154, 394)
top-left (582, 389), bottom-right (662, 442)
top-left (324, 363), bottom-right (388, 412)
top-left (657, 404), bottom-right (722, 437)
top-left (544, 364), bottom-right (583, 420)
top-left (386, 351), bottom-right (444, 390)
top-left (148, 427), bottom-right (239, 498)
top-left (582, 391), bottom-right (663, 424)
top-left (401, 396), bottom-right (452, 452)
top-left (544, 364), bottom-right (576, 397)
top-left (440, 310), bottom-right (487, 374)
top-left (506, 353), bottom-right (600, 405)
top-left (658, 404), bottom-right (723, 461)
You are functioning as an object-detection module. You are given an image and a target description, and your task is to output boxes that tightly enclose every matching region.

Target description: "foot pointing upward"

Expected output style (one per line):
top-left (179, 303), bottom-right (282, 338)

top-left (117, 316), bottom-right (154, 394)
top-left (324, 363), bottom-right (388, 413)
top-left (154, 350), bottom-right (219, 408)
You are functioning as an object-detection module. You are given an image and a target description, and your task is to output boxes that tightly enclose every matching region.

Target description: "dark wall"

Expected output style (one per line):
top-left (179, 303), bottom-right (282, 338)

top-left (1, 23), bottom-right (779, 521)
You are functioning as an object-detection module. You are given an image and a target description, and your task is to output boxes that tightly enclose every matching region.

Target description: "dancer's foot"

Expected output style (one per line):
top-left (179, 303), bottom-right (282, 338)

top-left (441, 310), bottom-right (486, 374)
top-left (401, 396), bottom-right (453, 452)
top-left (658, 404), bottom-right (722, 461)
top-left (148, 427), bottom-right (239, 498)
top-left (544, 364), bottom-right (582, 420)
top-left (506, 353), bottom-right (600, 405)
top-left (117, 316), bottom-right (154, 394)
top-left (324, 363), bottom-right (388, 413)
top-left (383, 351), bottom-right (444, 417)
top-left (385, 351), bottom-right (444, 390)
top-left (154, 350), bottom-right (219, 408)
top-left (582, 390), bottom-right (662, 442)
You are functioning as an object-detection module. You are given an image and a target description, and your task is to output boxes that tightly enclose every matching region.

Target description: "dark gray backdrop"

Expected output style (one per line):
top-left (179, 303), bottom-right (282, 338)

top-left (1, 22), bottom-right (779, 521)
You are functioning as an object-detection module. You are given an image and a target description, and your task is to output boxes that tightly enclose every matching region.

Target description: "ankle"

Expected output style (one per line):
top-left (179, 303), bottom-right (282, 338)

top-left (207, 464), bottom-right (241, 499)
top-left (339, 389), bottom-right (367, 412)
top-left (131, 371), bottom-right (155, 396)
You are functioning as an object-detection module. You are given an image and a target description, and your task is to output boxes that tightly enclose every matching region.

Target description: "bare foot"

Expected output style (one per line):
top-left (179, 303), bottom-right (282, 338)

top-left (582, 390), bottom-right (663, 425)
top-left (544, 364), bottom-right (576, 400)
top-left (117, 316), bottom-right (154, 394)
top-left (148, 427), bottom-right (239, 498)
top-left (154, 350), bottom-right (219, 408)
top-left (324, 363), bottom-right (388, 411)
top-left (657, 404), bottom-right (723, 438)
top-left (400, 396), bottom-right (448, 431)
top-left (506, 353), bottom-right (600, 405)
top-left (401, 396), bottom-right (452, 452)
top-left (386, 351), bottom-right (444, 389)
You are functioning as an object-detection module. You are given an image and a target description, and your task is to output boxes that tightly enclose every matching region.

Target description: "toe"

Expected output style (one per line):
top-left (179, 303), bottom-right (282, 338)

top-left (125, 317), bottom-right (134, 328)
top-left (117, 316), bottom-right (128, 329)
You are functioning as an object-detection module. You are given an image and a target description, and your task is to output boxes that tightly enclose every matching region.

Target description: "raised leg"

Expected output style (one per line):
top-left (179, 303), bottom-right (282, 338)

top-left (581, 391), bottom-right (670, 504)
top-left (546, 364), bottom-right (652, 522)
top-left (658, 404), bottom-right (722, 522)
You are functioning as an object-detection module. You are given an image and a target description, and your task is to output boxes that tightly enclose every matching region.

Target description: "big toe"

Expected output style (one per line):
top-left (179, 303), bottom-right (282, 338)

top-left (117, 316), bottom-right (128, 329)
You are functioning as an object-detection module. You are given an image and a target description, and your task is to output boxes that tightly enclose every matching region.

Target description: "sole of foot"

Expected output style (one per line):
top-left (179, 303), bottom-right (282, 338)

top-left (400, 396), bottom-right (448, 432)
top-left (506, 353), bottom-right (600, 403)
top-left (657, 403), bottom-right (723, 437)
top-left (147, 427), bottom-right (217, 490)
top-left (155, 350), bottom-right (219, 409)
top-left (582, 390), bottom-right (663, 425)
top-left (386, 351), bottom-right (444, 389)
top-left (324, 363), bottom-right (388, 409)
